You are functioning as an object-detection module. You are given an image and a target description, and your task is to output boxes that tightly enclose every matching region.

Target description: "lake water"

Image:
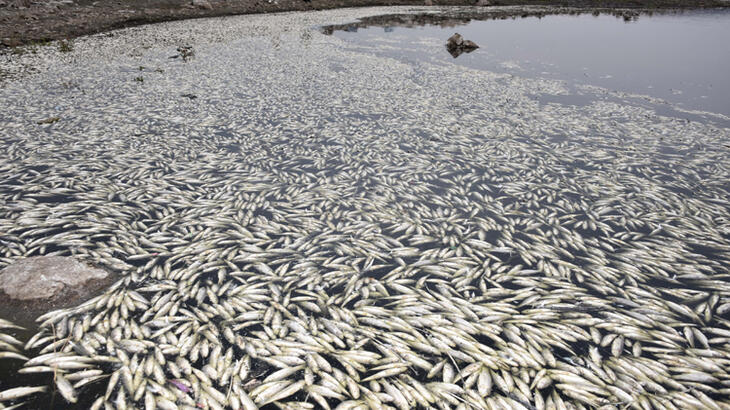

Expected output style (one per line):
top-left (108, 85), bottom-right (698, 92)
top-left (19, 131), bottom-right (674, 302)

top-left (1, 7), bottom-right (729, 409)
top-left (333, 9), bottom-right (730, 121)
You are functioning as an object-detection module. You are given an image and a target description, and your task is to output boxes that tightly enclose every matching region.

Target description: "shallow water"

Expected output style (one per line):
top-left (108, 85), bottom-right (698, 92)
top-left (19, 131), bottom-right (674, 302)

top-left (333, 9), bottom-right (730, 120)
top-left (0, 6), bottom-right (729, 409)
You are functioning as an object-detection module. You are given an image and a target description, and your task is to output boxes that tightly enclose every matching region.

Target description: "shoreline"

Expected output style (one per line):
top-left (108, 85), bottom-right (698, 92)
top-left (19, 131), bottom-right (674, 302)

top-left (1, 0), bottom-right (729, 48)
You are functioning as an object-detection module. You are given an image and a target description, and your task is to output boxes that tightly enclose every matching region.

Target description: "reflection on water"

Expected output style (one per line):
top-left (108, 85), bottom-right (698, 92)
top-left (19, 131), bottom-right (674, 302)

top-left (333, 9), bottom-right (730, 118)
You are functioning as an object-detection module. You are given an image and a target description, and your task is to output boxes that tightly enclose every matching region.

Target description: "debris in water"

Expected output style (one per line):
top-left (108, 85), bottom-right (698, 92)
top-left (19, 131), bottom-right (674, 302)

top-left (36, 116), bottom-right (59, 124)
top-left (168, 379), bottom-right (192, 394)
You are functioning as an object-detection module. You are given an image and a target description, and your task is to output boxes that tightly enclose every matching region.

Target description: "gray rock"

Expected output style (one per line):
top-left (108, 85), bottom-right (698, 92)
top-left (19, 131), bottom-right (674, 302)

top-left (0, 256), bottom-right (109, 301)
top-left (462, 40), bottom-right (479, 49)
top-left (446, 33), bottom-right (464, 48)
top-left (446, 33), bottom-right (479, 58)
top-left (191, 0), bottom-right (212, 10)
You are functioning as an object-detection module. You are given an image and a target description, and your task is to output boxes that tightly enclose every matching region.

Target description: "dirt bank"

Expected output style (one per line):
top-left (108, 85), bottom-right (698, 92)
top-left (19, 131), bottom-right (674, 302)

top-left (1, 0), bottom-right (728, 48)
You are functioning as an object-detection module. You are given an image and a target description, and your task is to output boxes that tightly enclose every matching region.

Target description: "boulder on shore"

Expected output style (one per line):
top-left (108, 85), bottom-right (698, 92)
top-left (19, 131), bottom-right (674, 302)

top-left (0, 256), bottom-right (111, 302)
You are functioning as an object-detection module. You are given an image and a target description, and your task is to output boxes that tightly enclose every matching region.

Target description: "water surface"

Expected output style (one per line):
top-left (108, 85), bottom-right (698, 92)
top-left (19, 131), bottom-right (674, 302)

top-left (334, 9), bottom-right (730, 119)
top-left (0, 7), bottom-right (729, 409)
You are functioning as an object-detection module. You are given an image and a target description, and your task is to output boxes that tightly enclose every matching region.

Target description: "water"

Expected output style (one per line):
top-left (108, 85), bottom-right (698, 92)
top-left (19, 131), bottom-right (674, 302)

top-left (333, 9), bottom-right (730, 120)
top-left (0, 7), bottom-right (729, 408)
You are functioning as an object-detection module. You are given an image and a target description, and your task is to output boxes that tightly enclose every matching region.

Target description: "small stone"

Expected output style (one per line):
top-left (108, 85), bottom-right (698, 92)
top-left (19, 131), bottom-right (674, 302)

top-left (191, 0), bottom-right (212, 10)
top-left (0, 256), bottom-right (110, 301)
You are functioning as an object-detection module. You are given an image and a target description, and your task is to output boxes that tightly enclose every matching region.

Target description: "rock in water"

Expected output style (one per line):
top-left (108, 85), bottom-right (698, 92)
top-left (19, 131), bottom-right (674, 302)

top-left (462, 40), bottom-right (479, 49)
top-left (446, 33), bottom-right (479, 58)
top-left (0, 256), bottom-right (110, 301)
top-left (446, 33), bottom-right (464, 48)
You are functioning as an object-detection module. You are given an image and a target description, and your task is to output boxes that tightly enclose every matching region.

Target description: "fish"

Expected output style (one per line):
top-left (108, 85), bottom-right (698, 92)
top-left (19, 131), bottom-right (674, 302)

top-left (0, 6), bottom-right (730, 410)
top-left (0, 386), bottom-right (48, 401)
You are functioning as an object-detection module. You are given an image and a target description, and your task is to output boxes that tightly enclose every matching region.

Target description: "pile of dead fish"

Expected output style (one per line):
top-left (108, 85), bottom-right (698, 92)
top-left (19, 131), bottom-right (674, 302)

top-left (0, 319), bottom-right (27, 364)
top-left (0, 6), bottom-right (729, 410)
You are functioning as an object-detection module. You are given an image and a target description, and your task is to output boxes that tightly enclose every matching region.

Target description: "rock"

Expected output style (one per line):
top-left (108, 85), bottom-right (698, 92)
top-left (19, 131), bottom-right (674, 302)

top-left (446, 33), bottom-right (464, 48)
top-left (446, 33), bottom-right (479, 58)
top-left (462, 40), bottom-right (479, 49)
top-left (0, 256), bottom-right (110, 301)
top-left (191, 0), bottom-right (212, 10)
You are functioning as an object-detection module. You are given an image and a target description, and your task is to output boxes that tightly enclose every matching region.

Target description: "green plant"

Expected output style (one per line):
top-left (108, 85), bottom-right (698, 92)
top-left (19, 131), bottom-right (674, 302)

top-left (58, 40), bottom-right (73, 53)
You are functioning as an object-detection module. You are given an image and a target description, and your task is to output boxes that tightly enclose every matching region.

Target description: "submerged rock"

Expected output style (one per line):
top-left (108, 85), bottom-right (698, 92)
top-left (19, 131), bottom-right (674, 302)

top-left (0, 256), bottom-right (110, 302)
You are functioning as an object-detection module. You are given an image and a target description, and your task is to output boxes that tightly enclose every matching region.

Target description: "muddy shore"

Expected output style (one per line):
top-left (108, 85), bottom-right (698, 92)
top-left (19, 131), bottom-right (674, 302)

top-left (1, 0), bottom-right (728, 48)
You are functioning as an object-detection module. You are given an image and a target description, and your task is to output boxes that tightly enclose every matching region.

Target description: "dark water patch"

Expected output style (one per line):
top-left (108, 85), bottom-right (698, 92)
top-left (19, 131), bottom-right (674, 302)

top-left (223, 143), bottom-right (242, 153)
top-left (362, 264), bottom-right (393, 281)
top-left (25, 193), bottom-right (76, 204)
top-left (27, 165), bottom-right (51, 173)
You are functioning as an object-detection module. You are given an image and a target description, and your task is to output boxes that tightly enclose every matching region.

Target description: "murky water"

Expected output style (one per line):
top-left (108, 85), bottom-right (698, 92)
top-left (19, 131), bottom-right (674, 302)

top-left (0, 6), bottom-right (729, 409)
top-left (333, 9), bottom-right (730, 121)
